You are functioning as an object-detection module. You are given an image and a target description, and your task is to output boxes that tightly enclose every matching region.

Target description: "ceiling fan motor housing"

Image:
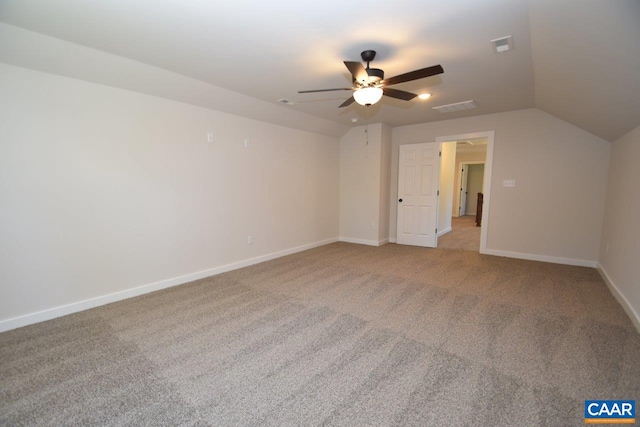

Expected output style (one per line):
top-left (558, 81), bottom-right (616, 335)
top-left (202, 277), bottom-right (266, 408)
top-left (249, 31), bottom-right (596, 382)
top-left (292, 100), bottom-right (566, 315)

top-left (366, 68), bottom-right (384, 84)
top-left (359, 51), bottom-right (383, 84)
top-left (360, 50), bottom-right (377, 62)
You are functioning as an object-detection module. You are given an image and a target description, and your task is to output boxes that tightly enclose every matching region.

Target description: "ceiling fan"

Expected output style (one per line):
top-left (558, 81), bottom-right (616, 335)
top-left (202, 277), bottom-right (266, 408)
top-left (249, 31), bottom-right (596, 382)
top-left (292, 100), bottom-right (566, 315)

top-left (298, 50), bottom-right (444, 108)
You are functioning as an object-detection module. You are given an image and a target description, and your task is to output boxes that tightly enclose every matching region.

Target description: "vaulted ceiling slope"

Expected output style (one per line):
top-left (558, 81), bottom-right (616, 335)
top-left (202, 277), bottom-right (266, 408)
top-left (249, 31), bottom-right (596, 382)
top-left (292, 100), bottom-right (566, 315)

top-left (529, 0), bottom-right (640, 142)
top-left (0, 0), bottom-right (638, 141)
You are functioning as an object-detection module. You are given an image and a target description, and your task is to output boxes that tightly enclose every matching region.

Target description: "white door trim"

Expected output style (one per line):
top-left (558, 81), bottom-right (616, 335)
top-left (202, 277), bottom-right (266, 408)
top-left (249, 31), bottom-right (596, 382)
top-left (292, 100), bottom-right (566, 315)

top-left (436, 131), bottom-right (494, 254)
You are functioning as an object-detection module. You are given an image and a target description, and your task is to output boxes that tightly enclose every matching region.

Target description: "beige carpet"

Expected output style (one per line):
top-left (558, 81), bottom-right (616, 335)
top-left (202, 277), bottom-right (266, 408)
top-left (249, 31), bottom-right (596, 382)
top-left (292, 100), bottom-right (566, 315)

top-left (1, 243), bottom-right (639, 426)
top-left (438, 215), bottom-right (480, 251)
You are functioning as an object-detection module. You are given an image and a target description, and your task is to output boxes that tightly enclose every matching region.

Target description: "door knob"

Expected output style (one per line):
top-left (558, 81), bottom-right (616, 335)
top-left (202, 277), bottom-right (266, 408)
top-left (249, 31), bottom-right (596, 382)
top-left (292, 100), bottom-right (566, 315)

top-left (398, 199), bottom-right (403, 203)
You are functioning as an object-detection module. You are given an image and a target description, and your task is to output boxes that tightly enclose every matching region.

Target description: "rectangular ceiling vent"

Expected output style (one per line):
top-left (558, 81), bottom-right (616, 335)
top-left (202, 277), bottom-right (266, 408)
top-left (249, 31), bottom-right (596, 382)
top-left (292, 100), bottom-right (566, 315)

top-left (490, 35), bottom-right (513, 53)
top-left (433, 100), bottom-right (478, 113)
top-left (277, 98), bottom-right (297, 106)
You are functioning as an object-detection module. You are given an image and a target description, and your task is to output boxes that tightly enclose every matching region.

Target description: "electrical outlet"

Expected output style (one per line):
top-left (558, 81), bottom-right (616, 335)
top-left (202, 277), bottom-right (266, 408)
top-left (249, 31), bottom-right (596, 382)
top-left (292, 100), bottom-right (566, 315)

top-left (371, 222), bottom-right (376, 230)
top-left (503, 179), bottom-right (516, 187)
top-left (248, 235), bottom-right (253, 245)
top-left (207, 132), bottom-right (214, 143)
top-left (244, 138), bottom-right (249, 148)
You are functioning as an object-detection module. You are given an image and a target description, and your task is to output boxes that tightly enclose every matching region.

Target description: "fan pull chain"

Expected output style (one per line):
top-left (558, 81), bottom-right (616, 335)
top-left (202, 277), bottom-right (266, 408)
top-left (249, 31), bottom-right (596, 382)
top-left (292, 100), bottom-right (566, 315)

top-left (365, 105), bottom-right (370, 146)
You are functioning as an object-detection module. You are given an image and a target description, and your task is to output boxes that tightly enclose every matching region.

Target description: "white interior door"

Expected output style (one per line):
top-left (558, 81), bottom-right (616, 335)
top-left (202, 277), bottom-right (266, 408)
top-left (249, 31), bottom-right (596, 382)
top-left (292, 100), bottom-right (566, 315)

top-left (397, 142), bottom-right (439, 247)
top-left (459, 164), bottom-right (469, 216)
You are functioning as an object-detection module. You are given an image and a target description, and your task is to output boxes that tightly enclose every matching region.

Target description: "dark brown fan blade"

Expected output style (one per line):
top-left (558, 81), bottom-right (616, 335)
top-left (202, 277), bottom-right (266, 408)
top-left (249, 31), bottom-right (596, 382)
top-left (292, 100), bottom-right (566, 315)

top-left (339, 96), bottom-right (356, 108)
top-left (298, 87), bottom-right (353, 94)
top-left (383, 87), bottom-right (417, 101)
top-left (344, 61), bottom-right (369, 84)
top-left (383, 65), bottom-right (444, 86)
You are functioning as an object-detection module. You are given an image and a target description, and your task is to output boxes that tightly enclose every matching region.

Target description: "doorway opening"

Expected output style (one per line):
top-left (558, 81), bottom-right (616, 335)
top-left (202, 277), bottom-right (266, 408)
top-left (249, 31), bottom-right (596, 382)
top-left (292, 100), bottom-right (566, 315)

top-left (435, 131), bottom-right (494, 253)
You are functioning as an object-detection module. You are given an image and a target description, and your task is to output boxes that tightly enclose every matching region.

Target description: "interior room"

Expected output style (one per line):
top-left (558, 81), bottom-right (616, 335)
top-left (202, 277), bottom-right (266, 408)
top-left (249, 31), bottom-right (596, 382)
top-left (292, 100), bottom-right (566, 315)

top-left (1, 0), bottom-right (639, 425)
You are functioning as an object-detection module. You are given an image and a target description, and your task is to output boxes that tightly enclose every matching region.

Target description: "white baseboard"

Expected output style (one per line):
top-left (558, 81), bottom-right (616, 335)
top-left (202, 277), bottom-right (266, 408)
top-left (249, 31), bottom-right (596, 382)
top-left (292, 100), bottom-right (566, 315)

top-left (437, 227), bottom-right (452, 237)
top-left (339, 237), bottom-right (381, 246)
top-left (597, 263), bottom-right (640, 334)
top-left (0, 237), bottom-right (339, 333)
top-left (378, 238), bottom-right (389, 246)
top-left (482, 248), bottom-right (597, 268)
top-left (389, 237), bottom-right (397, 243)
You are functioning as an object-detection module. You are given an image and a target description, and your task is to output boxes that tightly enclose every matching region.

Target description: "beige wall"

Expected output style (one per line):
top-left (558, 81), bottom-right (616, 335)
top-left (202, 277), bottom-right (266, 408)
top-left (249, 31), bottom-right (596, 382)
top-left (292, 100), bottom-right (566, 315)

top-left (598, 124), bottom-right (640, 329)
top-left (390, 108), bottom-right (610, 264)
top-left (452, 150), bottom-right (487, 217)
top-left (378, 124), bottom-right (392, 242)
top-left (339, 123), bottom-right (383, 244)
top-left (438, 142), bottom-right (457, 233)
top-left (1, 62), bottom-right (624, 329)
top-left (339, 123), bottom-right (392, 245)
top-left (0, 63), bottom-right (339, 325)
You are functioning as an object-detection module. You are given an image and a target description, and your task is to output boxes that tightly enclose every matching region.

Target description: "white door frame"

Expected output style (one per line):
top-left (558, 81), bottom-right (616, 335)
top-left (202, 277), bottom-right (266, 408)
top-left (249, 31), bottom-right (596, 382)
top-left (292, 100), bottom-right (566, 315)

top-left (436, 131), bottom-right (494, 254)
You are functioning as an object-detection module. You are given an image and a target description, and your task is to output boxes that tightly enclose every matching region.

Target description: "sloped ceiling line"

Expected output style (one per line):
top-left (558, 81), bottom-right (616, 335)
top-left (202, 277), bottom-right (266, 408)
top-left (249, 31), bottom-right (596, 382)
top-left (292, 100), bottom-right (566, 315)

top-left (0, 0), bottom-right (638, 140)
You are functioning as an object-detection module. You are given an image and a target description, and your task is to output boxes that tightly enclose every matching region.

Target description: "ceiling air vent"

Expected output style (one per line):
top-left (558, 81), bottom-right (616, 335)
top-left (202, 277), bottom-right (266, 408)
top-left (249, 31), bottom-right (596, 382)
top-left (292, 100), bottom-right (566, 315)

top-left (433, 100), bottom-right (478, 113)
top-left (277, 98), bottom-right (297, 105)
top-left (490, 35), bottom-right (513, 53)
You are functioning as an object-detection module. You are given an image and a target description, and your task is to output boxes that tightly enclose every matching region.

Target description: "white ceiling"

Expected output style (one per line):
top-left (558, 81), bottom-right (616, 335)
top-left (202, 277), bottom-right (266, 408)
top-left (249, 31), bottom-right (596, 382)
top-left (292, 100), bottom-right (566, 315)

top-left (455, 137), bottom-right (488, 153)
top-left (0, 0), bottom-right (638, 141)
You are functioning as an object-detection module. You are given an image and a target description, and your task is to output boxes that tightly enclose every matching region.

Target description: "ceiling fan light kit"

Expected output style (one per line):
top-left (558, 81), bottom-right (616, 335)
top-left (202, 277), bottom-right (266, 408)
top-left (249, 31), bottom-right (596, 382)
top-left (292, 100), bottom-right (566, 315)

top-left (298, 50), bottom-right (443, 109)
top-left (353, 87), bottom-right (383, 106)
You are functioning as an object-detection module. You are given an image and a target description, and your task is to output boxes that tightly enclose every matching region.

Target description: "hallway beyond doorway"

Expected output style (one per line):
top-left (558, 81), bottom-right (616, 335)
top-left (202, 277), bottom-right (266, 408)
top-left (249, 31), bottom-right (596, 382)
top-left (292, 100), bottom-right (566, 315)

top-left (438, 216), bottom-right (480, 251)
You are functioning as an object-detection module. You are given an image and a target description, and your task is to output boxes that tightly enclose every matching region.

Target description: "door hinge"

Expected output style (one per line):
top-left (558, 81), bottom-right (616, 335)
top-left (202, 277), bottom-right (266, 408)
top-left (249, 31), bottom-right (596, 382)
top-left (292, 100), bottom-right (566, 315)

top-left (436, 228), bottom-right (438, 233)
top-left (437, 190), bottom-right (440, 196)
top-left (439, 151), bottom-right (442, 157)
